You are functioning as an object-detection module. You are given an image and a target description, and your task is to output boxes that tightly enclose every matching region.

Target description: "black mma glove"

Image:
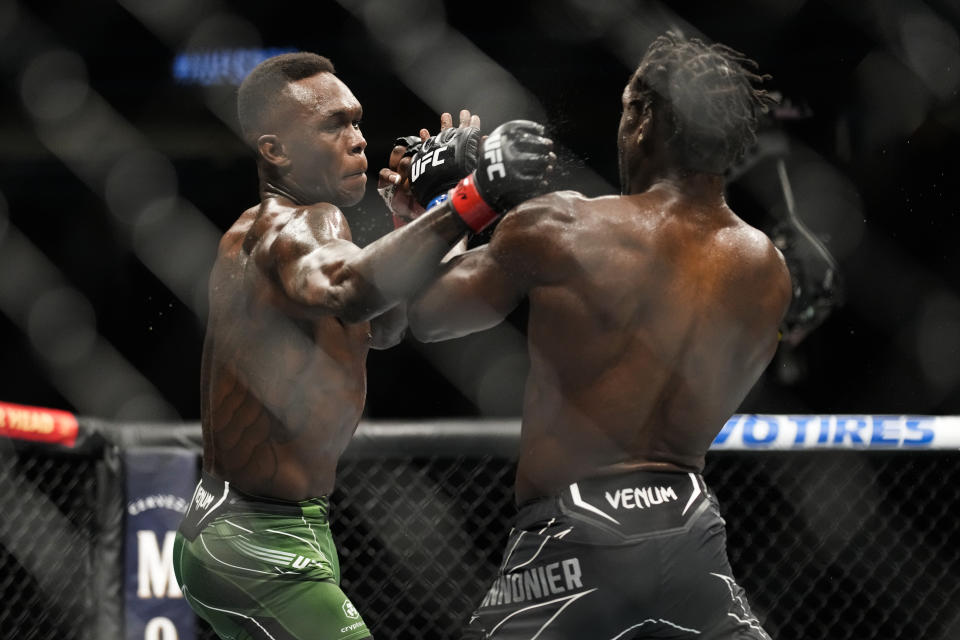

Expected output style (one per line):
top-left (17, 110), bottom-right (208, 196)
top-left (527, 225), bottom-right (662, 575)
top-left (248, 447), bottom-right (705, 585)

top-left (408, 126), bottom-right (483, 209)
top-left (383, 135), bottom-right (426, 229)
top-left (447, 120), bottom-right (554, 232)
top-left (395, 135), bottom-right (422, 150)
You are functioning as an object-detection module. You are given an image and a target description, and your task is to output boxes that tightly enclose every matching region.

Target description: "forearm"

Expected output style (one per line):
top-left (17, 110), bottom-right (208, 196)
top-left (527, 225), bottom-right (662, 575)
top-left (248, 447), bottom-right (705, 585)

top-left (408, 285), bottom-right (477, 343)
top-left (336, 201), bottom-right (467, 322)
top-left (409, 285), bottom-right (503, 342)
top-left (337, 118), bottom-right (552, 323)
top-left (369, 303), bottom-right (408, 350)
top-left (407, 250), bottom-right (517, 342)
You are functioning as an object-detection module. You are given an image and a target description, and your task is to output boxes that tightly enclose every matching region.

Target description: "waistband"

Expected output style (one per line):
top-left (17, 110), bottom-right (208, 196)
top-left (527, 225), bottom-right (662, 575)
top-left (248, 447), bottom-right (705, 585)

top-left (516, 469), bottom-right (711, 540)
top-left (178, 471), bottom-right (329, 541)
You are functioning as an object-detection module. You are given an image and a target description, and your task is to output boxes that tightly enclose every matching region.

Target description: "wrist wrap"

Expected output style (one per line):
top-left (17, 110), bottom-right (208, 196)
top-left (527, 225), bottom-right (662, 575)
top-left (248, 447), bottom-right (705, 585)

top-left (427, 193), bottom-right (449, 211)
top-left (449, 174), bottom-right (499, 233)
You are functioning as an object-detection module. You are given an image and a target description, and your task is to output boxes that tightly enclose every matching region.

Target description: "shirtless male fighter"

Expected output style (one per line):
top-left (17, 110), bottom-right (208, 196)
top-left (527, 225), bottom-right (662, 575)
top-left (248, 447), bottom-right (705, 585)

top-left (171, 52), bottom-right (554, 640)
top-left (407, 33), bottom-right (792, 639)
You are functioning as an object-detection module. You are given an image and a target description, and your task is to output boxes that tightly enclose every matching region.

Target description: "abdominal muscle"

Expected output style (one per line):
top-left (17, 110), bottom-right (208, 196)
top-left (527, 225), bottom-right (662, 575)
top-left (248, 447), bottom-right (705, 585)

top-left (201, 305), bottom-right (370, 501)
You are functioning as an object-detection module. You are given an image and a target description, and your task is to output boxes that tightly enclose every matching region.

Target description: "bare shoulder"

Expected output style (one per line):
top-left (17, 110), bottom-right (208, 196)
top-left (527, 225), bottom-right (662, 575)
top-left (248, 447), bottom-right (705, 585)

top-left (261, 200), bottom-right (352, 255)
top-left (264, 200), bottom-right (351, 244)
top-left (498, 190), bottom-right (584, 230)
top-left (723, 220), bottom-right (792, 314)
top-left (489, 190), bottom-right (584, 280)
top-left (733, 223), bottom-right (788, 275)
top-left (219, 206), bottom-right (257, 250)
top-left (492, 190), bottom-right (586, 249)
top-left (232, 199), bottom-right (356, 280)
top-left (297, 201), bottom-right (352, 242)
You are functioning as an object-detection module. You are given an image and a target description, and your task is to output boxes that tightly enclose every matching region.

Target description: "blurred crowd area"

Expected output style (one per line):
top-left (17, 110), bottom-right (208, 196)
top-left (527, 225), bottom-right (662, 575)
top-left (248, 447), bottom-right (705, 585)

top-left (0, 0), bottom-right (958, 422)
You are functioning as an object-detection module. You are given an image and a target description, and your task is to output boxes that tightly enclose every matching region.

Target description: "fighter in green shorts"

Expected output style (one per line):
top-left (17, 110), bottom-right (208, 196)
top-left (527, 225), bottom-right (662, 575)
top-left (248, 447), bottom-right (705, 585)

top-left (174, 472), bottom-right (371, 640)
top-left (182, 46), bottom-right (548, 640)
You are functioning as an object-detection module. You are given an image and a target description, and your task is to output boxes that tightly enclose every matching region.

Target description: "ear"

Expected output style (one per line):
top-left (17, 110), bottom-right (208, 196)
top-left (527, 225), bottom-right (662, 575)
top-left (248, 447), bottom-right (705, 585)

top-left (257, 134), bottom-right (289, 168)
top-left (635, 108), bottom-right (652, 146)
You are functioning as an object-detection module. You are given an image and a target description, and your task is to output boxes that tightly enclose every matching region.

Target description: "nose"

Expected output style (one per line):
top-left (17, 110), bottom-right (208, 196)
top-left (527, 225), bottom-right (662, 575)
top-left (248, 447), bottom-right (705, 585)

top-left (350, 128), bottom-right (366, 155)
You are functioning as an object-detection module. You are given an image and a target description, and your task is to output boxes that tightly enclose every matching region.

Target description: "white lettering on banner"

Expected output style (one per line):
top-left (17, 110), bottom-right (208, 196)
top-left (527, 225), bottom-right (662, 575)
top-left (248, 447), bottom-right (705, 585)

top-left (137, 531), bottom-right (183, 599)
top-left (144, 616), bottom-right (179, 640)
top-left (604, 486), bottom-right (679, 510)
top-left (743, 417), bottom-right (777, 444)
top-left (711, 415), bottom-right (947, 449)
top-left (127, 494), bottom-right (190, 516)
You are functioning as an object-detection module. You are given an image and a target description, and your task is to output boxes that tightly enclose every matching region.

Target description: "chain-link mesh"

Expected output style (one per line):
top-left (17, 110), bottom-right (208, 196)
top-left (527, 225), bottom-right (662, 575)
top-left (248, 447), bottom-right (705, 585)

top-left (713, 452), bottom-right (960, 640)
top-left (0, 448), bottom-right (100, 640)
top-left (195, 451), bottom-right (957, 640)
top-left (2, 445), bottom-right (958, 640)
top-left (333, 458), bottom-right (517, 637)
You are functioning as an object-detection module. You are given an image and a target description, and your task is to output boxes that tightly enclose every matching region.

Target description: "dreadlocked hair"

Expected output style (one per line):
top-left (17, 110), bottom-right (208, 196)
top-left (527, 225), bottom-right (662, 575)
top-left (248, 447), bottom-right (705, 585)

top-left (631, 32), bottom-right (777, 174)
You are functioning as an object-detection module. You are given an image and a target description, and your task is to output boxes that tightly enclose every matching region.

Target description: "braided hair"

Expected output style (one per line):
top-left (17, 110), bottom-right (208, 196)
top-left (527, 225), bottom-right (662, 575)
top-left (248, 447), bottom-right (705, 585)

top-left (631, 33), bottom-right (776, 174)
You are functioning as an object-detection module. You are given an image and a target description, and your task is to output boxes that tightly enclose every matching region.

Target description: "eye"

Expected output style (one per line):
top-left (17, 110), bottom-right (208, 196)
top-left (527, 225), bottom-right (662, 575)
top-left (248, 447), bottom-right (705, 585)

top-left (352, 120), bottom-right (362, 130)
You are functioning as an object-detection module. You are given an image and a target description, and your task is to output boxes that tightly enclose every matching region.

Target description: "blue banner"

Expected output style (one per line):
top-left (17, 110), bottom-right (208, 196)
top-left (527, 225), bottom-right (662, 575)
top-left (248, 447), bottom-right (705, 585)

top-left (124, 447), bottom-right (198, 640)
top-left (710, 415), bottom-right (959, 450)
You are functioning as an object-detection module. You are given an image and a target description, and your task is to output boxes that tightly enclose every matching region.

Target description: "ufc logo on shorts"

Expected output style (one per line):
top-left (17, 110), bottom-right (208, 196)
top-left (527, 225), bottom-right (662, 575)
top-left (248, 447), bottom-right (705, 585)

top-left (411, 148), bottom-right (446, 182)
top-left (484, 132), bottom-right (505, 181)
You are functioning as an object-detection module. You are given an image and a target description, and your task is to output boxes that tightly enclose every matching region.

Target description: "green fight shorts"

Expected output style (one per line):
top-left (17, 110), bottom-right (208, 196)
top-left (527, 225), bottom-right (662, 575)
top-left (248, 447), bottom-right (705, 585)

top-left (173, 472), bottom-right (372, 640)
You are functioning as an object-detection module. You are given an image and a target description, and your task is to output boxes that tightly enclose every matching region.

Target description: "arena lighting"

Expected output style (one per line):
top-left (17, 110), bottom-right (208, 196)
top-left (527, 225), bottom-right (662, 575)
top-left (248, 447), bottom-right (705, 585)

top-left (172, 47), bottom-right (297, 85)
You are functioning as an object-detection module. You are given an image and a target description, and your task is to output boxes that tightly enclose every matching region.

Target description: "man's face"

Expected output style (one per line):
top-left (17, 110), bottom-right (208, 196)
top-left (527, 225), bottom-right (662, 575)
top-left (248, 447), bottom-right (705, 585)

top-left (617, 82), bottom-right (646, 194)
top-left (278, 73), bottom-right (367, 206)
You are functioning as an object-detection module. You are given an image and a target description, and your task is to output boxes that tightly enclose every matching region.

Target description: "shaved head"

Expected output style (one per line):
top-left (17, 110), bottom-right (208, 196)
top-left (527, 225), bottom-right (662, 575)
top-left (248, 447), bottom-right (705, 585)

top-left (237, 52), bottom-right (336, 147)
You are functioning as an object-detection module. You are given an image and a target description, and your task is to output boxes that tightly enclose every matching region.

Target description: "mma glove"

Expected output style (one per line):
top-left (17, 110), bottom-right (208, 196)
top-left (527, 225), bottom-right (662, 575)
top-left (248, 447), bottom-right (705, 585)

top-left (408, 126), bottom-right (483, 209)
top-left (383, 135), bottom-right (427, 229)
top-left (395, 135), bottom-right (422, 151)
top-left (446, 120), bottom-right (554, 233)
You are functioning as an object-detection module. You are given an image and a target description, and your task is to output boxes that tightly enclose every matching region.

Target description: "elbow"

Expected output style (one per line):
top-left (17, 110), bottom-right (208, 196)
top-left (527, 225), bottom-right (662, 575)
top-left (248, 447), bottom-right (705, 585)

top-left (335, 297), bottom-right (381, 324)
top-left (406, 303), bottom-right (446, 343)
top-left (315, 276), bottom-right (382, 323)
top-left (370, 326), bottom-right (406, 350)
top-left (410, 328), bottom-right (445, 343)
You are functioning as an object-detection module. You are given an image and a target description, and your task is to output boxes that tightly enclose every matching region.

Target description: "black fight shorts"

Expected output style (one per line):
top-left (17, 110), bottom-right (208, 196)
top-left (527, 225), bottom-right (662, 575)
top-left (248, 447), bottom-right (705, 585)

top-left (462, 470), bottom-right (771, 640)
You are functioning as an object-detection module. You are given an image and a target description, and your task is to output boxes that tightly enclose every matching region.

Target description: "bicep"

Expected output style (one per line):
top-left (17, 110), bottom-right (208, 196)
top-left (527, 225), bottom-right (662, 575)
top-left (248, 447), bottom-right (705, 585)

top-left (278, 239), bottom-right (362, 303)
top-left (408, 194), bottom-right (569, 342)
top-left (408, 246), bottom-right (526, 342)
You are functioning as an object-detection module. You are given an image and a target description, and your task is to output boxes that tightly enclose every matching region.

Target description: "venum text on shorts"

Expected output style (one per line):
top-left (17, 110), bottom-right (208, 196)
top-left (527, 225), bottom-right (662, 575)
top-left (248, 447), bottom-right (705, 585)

top-left (194, 485), bottom-right (215, 511)
top-left (604, 485), bottom-right (678, 510)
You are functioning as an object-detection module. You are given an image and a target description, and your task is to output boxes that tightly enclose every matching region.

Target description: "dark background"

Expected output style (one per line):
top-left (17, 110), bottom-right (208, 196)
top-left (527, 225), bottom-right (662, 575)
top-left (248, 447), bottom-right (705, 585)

top-left (1, 0), bottom-right (958, 422)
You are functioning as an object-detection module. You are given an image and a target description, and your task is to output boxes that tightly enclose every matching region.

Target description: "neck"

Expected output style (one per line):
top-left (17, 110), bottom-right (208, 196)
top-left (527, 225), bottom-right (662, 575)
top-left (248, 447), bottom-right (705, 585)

top-left (259, 172), bottom-right (325, 207)
top-left (260, 179), bottom-right (297, 203)
top-left (628, 169), bottom-right (726, 207)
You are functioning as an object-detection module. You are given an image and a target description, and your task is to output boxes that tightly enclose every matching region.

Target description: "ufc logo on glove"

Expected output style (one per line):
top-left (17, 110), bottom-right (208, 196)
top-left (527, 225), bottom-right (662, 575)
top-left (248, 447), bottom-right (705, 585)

top-left (411, 148), bottom-right (447, 182)
top-left (483, 131), bottom-right (505, 180)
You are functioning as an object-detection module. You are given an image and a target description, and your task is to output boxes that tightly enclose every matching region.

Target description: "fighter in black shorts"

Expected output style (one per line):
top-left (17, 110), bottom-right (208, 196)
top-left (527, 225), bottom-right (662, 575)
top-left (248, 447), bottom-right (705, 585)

top-left (463, 472), bottom-right (768, 639)
top-left (405, 33), bottom-right (790, 638)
